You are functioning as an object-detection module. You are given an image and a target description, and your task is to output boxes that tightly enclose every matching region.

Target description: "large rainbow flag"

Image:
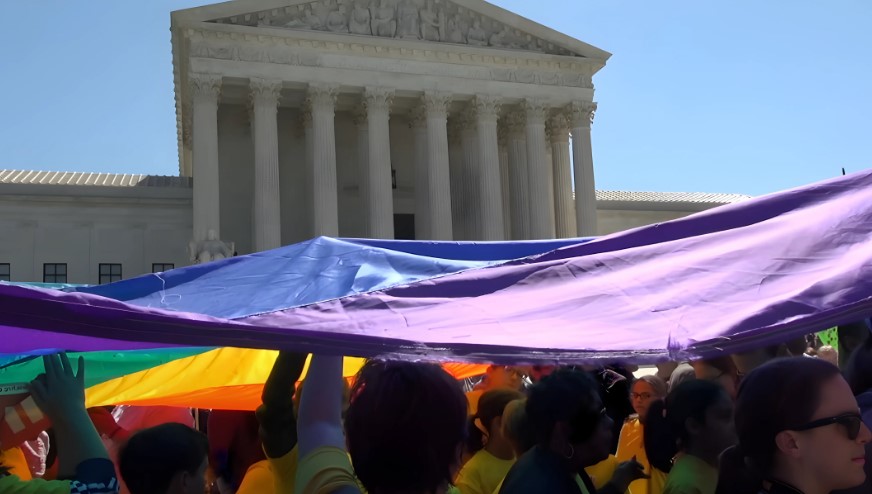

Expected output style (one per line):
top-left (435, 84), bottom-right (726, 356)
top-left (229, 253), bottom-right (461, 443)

top-left (1, 170), bottom-right (872, 410)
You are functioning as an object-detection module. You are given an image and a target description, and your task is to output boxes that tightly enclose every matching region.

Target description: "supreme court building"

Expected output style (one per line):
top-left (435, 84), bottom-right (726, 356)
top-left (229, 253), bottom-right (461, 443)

top-left (0, 0), bottom-right (748, 284)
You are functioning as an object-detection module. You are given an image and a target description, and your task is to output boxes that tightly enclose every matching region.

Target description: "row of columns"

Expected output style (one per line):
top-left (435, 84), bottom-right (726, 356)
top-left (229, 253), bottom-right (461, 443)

top-left (188, 73), bottom-right (598, 255)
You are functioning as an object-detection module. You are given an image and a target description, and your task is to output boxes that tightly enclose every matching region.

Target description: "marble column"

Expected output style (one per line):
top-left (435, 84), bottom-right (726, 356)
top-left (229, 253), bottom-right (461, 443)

top-left (524, 99), bottom-right (556, 239)
top-left (448, 119), bottom-right (467, 240)
top-left (569, 101), bottom-right (598, 236)
top-left (307, 84), bottom-right (339, 237)
top-left (352, 106), bottom-right (370, 237)
top-left (300, 104), bottom-right (315, 236)
top-left (473, 95), bottom-right (504, 241)
top-left (250, 78), bottom-right (283, 251)
top-left (460, 110), bottom-right (480, 238)
top-left (548, 113), bottom-right (577, 238)
top-left (190, 73), bottom-right (222, 244)
top-left (363, 87), bottom-right (395, 239)
top-left (423, 91), bottom-right (454, 240)
top-left (505, 113), bottom-right (530, 240)
top-left (410, 106), bottom-right (430, 239)
top-left (498, 123), bottom-right (511, 239)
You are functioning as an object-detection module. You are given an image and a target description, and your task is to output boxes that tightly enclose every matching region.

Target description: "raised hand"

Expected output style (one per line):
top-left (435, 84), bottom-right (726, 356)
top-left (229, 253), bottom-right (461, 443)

top-left (28, 353), bottom-right (87, 424)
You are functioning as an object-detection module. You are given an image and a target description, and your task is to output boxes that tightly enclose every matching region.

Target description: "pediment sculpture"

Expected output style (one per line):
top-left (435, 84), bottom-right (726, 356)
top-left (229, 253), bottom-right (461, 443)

top-left (209, 0), bottom-right (576, 56)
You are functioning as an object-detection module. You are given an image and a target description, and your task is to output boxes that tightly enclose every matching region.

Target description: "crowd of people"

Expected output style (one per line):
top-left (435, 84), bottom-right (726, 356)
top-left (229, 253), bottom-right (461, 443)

top-left (1, 326), bottom-right (871, 494)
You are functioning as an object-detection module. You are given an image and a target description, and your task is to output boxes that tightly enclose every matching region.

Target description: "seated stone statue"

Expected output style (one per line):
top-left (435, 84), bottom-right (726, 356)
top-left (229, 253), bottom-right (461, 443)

top-left (371, 0), bottom-right (396, 37)
top-left (349, 0), bottom-right (372, 35)
top-left (189, 229), bottom-right (234, 264)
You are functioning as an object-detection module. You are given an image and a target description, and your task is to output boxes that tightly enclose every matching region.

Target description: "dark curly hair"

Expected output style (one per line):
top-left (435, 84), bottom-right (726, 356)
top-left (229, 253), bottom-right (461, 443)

top-left (344, 360), bottom-right (468, 494)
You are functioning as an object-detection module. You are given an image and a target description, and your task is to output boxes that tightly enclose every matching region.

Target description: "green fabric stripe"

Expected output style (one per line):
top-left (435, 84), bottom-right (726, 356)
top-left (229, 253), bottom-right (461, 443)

top-left (0, 347), bottom-right (213, 387)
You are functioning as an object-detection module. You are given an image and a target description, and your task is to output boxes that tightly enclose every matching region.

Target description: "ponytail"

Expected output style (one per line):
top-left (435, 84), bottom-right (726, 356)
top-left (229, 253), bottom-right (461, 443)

top-left (644, 379), bottom-right (729, 474)
top-left (466, 415), bottom-right (487, 454)
top-left (643, 398), bottom-right (675, 473)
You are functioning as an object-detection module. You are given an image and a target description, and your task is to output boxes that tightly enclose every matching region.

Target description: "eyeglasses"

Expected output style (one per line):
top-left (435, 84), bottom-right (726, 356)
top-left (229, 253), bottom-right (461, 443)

top-left (630, 392), bottom-right (653, 401)
top-left (792, 413), bottom-right (863, 440)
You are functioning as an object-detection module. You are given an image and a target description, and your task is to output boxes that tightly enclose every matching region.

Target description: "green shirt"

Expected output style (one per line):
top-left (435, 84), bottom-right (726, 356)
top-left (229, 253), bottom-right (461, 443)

top-left (662, 455), bottom-right (718, 494)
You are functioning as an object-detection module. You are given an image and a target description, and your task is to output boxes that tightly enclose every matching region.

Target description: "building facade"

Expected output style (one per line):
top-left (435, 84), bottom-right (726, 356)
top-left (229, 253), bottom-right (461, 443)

top-left (0, 0), bottom-right (749, 285)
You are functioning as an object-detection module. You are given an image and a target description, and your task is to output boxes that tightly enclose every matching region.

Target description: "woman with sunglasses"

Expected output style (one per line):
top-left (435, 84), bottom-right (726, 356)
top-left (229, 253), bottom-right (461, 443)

top-left (717, 357), bottom-right (871, 494)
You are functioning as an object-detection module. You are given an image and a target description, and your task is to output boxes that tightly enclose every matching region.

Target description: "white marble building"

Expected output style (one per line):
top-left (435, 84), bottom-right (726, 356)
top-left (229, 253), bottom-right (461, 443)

top-left (0, 0), bottom-right (749, 285)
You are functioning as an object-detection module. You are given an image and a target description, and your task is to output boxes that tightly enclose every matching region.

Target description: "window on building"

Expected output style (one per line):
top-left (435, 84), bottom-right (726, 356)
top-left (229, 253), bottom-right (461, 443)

top-left (0, 263), bottom-right (9, 282)
top-left (99, 263), bottom-right (122, 284)
top-left (152, 263), bottom-right (174, 273)
top-left (43, 263), bottom-right (67, 284)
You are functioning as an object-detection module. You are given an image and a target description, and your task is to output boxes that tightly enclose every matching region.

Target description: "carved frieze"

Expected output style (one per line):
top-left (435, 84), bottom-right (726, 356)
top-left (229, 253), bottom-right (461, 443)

top-left (208, 0), bottom-right (576, 57)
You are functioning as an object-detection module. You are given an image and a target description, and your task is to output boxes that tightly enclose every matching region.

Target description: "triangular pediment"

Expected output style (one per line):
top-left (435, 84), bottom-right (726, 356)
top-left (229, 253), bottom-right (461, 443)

top-left (173, 0), bottom-right (610, 59)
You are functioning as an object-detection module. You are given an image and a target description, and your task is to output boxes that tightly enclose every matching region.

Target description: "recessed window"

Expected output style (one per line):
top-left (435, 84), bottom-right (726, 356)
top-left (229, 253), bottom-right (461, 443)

top-left (43, 263), bottom-right (67, 284)
top-left (152, 263), bottom-right (174, 273)
top-left (0, 263), bottom-right (9, 282)
top-left (98, 263), bottom-right (122, 284)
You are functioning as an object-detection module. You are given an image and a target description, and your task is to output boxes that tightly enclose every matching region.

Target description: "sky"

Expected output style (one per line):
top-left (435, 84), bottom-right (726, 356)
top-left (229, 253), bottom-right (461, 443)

top-left (1, 1), bottom-right (869, 196)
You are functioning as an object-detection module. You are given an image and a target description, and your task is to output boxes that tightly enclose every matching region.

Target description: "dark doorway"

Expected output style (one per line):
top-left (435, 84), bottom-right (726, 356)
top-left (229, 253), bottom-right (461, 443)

top-left (393, 214), bottom-right (415, 240)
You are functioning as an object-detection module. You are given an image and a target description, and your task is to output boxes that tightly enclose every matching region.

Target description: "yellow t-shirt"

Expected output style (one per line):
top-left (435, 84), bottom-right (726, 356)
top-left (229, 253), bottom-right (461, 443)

top-left (455, 449), bottom-right (514, 494)
top-left (662, 455), bottom-right (718, 494)
top-left (294, 446), bottom-right (360, 494)
top-left (617, 417), bottom-right (662, 494)
top-left (237, 459), bottom-right (276, 494)
top-left (585, 455), bottom-right (618, 490)
top-left (270, 446), bottom-right (300, 494)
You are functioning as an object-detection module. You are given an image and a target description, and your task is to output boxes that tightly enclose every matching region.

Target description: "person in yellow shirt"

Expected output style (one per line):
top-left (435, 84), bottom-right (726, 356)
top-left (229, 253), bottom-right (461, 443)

top-left (616, 375), bottom-right (667, 494)
top-left (466, 366), bottom-right (526, 417)
top-left (455, 389), bottom-right (524, 494)
top-left (254, 351), bottom-right (309, 494)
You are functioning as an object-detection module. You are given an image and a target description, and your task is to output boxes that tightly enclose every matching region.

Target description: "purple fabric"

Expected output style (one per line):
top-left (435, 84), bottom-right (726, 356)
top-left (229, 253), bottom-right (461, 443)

top-left (2, 170), bottom-right (872, 363)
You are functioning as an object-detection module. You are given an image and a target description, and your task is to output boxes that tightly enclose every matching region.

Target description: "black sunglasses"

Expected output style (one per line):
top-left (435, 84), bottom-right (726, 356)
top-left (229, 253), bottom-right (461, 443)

top-left (792, 413), bottom-right (863, 440)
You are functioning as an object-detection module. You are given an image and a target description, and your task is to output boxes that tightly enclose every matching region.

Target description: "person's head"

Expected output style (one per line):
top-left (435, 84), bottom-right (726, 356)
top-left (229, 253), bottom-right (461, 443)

top-left (816, 345), bottom-right (838, 367)
top-left (692, 356), bottom-right (739, 399)
top-left (528, 365), bottom-right (556, 383)
top-left (732, 345), bottom-right (782, 376)
top-left (839, 321), bottom-right (871, 367)
top-left (483, 365), bottom-right (526, 391)
top-left (630, 375), bottom-right (667, 424)
top-left (344, 360), bottom-right (467, 494)
top-left (501, 398), bottom-right (536, 457)
top-left (644, 379), bottom-right (735, 473)
top-left (722, 357), bottom-right (871, 494)
top-left (844, 333), bottom-right (872, 395)
top-left (668, 363), bottom-right (696, 393)
top-left (468, 388), bottom-right (525, 454)
top-left (119, 423), bottom-right (209, 494)
top-left (526, 368), bottom-right (612, 471)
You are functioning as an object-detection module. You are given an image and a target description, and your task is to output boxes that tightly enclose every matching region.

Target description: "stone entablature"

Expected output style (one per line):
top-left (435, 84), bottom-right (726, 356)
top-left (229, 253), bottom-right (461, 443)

top-left (184, 25), bottom-right (597, 89)
top-left (207, 0), bottom-right (580, 57)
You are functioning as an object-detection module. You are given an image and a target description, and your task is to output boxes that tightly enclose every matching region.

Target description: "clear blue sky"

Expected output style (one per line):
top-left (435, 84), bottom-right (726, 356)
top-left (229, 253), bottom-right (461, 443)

top-left (1, 1), bottom-right (869, 196)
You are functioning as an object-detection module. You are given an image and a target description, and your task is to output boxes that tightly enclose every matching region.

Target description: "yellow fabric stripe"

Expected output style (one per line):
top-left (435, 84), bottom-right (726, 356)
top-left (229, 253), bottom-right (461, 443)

top-left (85, 348), bottom-right (487, 410)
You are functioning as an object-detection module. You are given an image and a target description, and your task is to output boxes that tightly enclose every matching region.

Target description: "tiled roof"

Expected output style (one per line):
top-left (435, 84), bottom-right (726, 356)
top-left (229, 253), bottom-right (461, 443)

top-left (0, 170), bottom-right (749, 204)
top-left (595, 190), bottom-right (750, 204)
top-left (0, 170), bottom-right (192, 188)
